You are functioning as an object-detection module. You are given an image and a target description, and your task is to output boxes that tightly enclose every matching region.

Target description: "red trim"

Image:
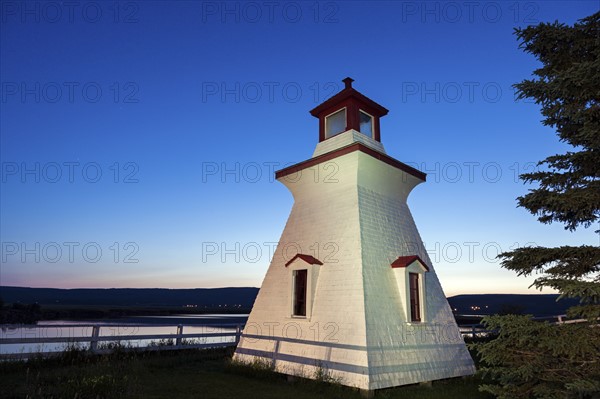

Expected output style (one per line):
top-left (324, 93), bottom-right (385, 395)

top-left (275, 142), bottom-right (426, 182)
top-left (285, 254), bottom-right (324, 267)
top-left (318, 116), bottom-right (325, 142)
top-left (373, 117), bottom-right (381, 142)
top-left (310, 88), bottom-right (389, 117)
top-left (391, 255), bottom-right (430, 271)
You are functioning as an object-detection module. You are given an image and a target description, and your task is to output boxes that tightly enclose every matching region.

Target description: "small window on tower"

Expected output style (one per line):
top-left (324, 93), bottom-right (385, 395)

top-left (293, 269), bottom-right (308, 317)
top-left (325, 108), bottom-right (346, 138)
top-left (391, 255), bottom-right (428, 323)
top-left (359, 110), bottom-right (373, 137)
top-left (409, 272), bottom-right (421, 322)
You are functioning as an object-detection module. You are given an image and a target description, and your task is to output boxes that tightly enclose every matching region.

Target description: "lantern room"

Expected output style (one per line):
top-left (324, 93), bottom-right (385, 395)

top-left (309, 77), bottom-right (389, 143)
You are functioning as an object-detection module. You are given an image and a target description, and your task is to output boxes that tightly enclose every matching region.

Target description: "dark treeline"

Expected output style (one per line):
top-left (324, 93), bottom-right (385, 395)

top-left (1, 286), bottom-right (579, 323)
top-left (0, 286), bottom-right (259, 308)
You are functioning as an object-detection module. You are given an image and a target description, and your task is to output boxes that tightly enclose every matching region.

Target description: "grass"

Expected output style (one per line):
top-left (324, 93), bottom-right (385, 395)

top-left (0, 347), bottom-right (493, 399)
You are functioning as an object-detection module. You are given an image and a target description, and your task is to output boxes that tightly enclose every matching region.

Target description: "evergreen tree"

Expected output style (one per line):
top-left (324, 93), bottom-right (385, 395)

top-left (474, 12), bottom-right (600, 399)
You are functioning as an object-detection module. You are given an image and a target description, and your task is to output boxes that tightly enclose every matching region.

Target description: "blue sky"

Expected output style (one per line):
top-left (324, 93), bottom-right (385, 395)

top-left (1, 1), bottom-right (598, 295)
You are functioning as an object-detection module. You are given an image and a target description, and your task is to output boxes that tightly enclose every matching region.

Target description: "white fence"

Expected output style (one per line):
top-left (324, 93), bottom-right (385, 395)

top-left (2, 315), bottom-right (587, 360)
top-left (0, 323), bottom-right (243, 361)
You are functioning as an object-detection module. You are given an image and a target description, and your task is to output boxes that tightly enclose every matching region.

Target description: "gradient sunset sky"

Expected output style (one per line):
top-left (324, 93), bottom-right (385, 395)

top-left (1, 1), bottom-right (598, 296)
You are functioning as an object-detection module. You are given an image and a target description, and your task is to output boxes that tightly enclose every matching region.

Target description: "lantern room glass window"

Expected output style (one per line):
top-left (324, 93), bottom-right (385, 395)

top-left (359, 110), bottom-right (373, 137)
top-left (325, 108), bottom-right (346, 139)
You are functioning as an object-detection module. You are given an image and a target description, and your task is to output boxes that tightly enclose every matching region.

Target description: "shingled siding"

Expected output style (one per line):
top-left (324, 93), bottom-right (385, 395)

top-left (234, 146), bottom-right (475, 390)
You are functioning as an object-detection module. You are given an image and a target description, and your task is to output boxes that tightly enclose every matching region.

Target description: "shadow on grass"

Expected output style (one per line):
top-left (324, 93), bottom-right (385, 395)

top-left (0, 346), bottom-right (492, 399)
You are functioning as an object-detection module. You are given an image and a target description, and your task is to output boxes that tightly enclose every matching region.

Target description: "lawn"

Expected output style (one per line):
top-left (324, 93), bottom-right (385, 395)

top-left (0, 348), bottom-right (493, 399)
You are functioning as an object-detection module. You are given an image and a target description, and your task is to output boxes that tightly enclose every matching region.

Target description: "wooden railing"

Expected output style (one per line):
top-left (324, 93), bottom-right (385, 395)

top-left (0, 323), bottom-right (243, 360)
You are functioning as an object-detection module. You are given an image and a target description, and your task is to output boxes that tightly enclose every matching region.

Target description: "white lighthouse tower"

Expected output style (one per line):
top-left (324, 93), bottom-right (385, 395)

top-left (234, 78), bottom-right (475, 392)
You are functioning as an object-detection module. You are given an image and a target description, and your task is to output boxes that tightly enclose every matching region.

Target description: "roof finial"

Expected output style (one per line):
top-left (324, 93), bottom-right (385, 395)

top-left (342, 77), bottom-right (354, 89)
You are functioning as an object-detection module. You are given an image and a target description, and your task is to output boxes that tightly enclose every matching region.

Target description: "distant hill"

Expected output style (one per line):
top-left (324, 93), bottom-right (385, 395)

top-left (447, 294), bottom-right (579, 317)
top-left (0, 286), bottom-right (259, 309)
top-left (1, 287), bottom-right (579, 317)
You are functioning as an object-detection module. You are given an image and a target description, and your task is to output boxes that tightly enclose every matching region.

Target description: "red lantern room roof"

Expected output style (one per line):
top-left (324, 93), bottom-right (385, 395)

top-left (310, 78), bottom-right (389, 143)
top-left (310, 78), bottom-right (389, 118)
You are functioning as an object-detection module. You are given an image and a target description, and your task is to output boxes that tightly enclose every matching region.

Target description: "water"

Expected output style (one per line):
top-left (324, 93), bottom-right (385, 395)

top-left (0, 314), bottom-right (248, 356)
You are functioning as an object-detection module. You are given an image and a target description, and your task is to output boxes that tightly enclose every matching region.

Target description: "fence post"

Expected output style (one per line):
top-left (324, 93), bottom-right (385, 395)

top-left (90, 325), bottom-right (100, 352)
top-left (176, 325), bottom-right (183, 347)
top-left (235, 324), bottom-right (241, 345)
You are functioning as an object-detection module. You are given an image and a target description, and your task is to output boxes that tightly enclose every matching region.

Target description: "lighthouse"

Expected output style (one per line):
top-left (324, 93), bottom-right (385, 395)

top-left (233, 78), bottom-right (476, 392)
